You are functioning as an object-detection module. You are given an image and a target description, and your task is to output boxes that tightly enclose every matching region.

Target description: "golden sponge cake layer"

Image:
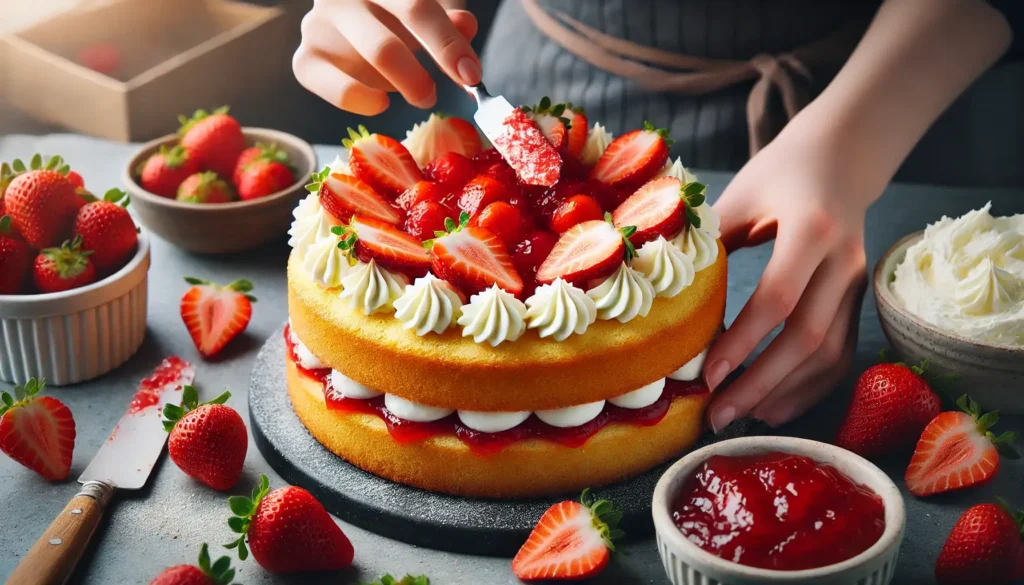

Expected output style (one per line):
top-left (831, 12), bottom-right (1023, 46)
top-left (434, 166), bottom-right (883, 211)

top-left (287, 358), bottom-right (709, 498)
top-left (288, 241), bottom-right (726, 412)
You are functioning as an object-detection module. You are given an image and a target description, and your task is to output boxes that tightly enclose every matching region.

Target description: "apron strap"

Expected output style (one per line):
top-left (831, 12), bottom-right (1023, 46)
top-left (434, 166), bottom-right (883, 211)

top-left (520, 0), bottom-right (861, 155)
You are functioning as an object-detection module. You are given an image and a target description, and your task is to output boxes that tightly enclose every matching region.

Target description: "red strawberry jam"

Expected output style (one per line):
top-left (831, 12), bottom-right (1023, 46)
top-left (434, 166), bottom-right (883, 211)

top-left (672, 452), bottom-right (885, 571)
top-left (128, 356), bottom-right (195, 414)
top-left (284, 326), bottom-right (707, 455)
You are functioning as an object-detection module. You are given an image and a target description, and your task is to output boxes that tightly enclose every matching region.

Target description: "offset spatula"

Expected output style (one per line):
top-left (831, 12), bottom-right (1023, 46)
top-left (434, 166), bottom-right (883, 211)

top-left (7, 358), bottom-right (195, 585)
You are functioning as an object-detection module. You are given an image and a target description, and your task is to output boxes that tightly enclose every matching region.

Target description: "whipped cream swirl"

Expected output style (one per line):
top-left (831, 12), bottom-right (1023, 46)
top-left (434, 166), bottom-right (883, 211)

top-left (586, 263), bottom-right (655, 323)
top-left (339, 259), bottom-right (409, 315)
top-left (303, 234), bottom-right (354, 288)
top-left (457, 284), bottom-right (528, 346)
top-left (580, 123), bottom-right (613, 166)
top-left (525, 278), bottom-right (597, 341)
top-left (632, 236), bottom-right (695, 298)
top-left (892, 203), bottom-right (1024, 345)
top-left (288, 193), bottom-right (339, 252)
top-left (393, 274), bottom-right (463, 336)
top-left (673, 224), bottom-right (719, 272)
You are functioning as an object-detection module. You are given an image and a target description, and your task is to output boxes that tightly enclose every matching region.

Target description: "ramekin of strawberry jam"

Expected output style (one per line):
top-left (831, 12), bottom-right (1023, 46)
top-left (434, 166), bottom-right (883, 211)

top-left (652, 437), bottom-right (906, 585)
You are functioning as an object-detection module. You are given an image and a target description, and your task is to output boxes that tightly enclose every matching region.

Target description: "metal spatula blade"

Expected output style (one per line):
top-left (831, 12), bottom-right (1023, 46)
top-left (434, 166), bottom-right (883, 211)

top-left (464, 83), bottom-right (515, 148)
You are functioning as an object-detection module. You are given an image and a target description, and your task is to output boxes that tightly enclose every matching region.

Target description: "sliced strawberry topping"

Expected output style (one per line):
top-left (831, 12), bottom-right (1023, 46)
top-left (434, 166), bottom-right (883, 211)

top-left (458, 175), bottom-right (514, 217)
top-left (396, 180), bottom-right (456, 213)
top-left (590, 121), bottom-right (671, 188)
top-left (314, 169), bottom-right (402, 225)
top-left (523, 97), bottom-right (570, 152)
top-left (493, 108), bottom-right (562, 187)
top-left (430, 217), bottom-right (523, 296)
top-left (344, 125), bottom-right (423, 197)
top-left (405, 200), bottom-right (453, 241)
top-left (345, 215), bottom-right (431, 275)
top-left (470, 201), bottom-right (525, 250)
top-left (551, 195), bottom-right (603, 234)
top-left (536, 218), bottom-right (635, 286)
top-left (563, 105), bottom-right (588, 159)
top-left (423, 152), bottom-right (476, 187)
top-left (179, 277), bottom-right (255, 358)
top-left (905, 395), bottom-right (1019, 497)
top-left (512, 489), bottom-right (622, 581)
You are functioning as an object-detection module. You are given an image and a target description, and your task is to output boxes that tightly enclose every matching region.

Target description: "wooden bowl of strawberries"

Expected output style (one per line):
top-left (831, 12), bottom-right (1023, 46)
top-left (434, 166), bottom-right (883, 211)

top-left (124, 107), bottom-right (317, 254)
top-left (0, 155), bottom-right (150, 385)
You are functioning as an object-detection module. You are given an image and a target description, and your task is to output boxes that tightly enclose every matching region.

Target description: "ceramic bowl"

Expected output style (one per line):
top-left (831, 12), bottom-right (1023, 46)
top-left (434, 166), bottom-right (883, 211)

top-left (123, 128), bottom-right (317, 254)
top-left (875, 232), bottom-right (1024, 413)
top-left (0, 233), bottom-right (151, 386)
top-left (653, 436), bottom-right (905, 585)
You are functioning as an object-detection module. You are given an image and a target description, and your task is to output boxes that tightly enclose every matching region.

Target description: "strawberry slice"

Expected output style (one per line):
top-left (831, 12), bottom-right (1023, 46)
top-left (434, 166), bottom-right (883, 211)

top-left (563, 104), bottom-right (588, 159)
top-left (536, 217), bottom-right (636, 286)
top-left (611, 176), bottom-right (707, 245)
top-left (523, 97), bottom-right (570, 151)
top-left (180, 277), bottom-right (256, 358)
top-left (340, 215), bottom-right (431, 276)
top-left (404, 113), bottom-right (483, 167)
top-left (590, 121), bottom-right (672, 188)
top-left (429, 213), bottom-right (523, 296)
top-left (512, 489), bottom-right (622, 581)
top-left (308, 167), bottom-right (402, 226)
top-left (0, 377), bottom-right (75, 481)
top-left (344, 125), bottom-right (423, 197)
top-left (905, 394), bottom-right (1019, 497)
top-left (493, 108), bottom-right (562, 187)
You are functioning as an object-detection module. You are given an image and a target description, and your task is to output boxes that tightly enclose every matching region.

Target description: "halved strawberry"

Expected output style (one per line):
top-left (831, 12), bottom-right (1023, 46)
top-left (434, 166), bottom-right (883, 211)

top-left (471, 201), bottom-right (525, 250)
top-left (0, 377), bottom-right (75, 481)
top-left (344, 125), bottom-right (423, 197)
top-left (429, 213), bottom-right (523, 297)
top-left (512, 489), bottom-right (622, 581)
top-left (180, 277), bottom-right (256, 359)
top-left (611, 176), bottom-right (707, 245)
top-left (423, 152), bottom-right (475, 187)
top-left (591, 121), bottom-right (672, 188)
top-left (536, 217), bottom-right (636, 286)
top-left (339, 215), bottom-right (431, 276)
top-left (404, 113), bottom-right (483, 168)
top-left (396, 180), bottom-right (456, 213)
top-left (405, 200), bottom-right (453, 241)
top-left (493, 108), bottom-right (562, 187)
top-left (307, 167), bottom-right (402, 225)
top-left (905, 395), bottom-right (1019, 497)
top-left (458, 175), bottom-right (514, 217)
top-left (522, 97), bottom-right (570, 152)
top-left (563, 104), bottom-right (589, 159)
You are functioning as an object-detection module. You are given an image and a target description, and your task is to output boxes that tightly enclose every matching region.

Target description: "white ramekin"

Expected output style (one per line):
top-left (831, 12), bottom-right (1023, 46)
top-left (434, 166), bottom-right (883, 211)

top-left (653, 436), bottom-right (905, 585)
top-left (0, 233), bottom-right (150, 386)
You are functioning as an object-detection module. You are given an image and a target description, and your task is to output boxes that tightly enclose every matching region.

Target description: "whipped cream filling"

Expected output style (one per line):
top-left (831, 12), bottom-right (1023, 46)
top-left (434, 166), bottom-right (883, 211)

top-left (330, 369), bottom-right (382, 399)
top-left (287, 325), bottom-right (327, 370)
top-left (457, 410), bottom-right (531, 433)
top-left (525, 278), bottom-right (597, 341)
top-left (458, 284), bottom-right (528, 346)
top-left (892, 203), bottom-right (1024, 346)
top-left (669, 348), bottom-right (708, 382)
top-left (339, 259), bottom-right (410, 315)
top-left (587, 262), bottom-right (655, 323)
top-left (579, 123), bottom-right (613, 166)
top-left (632, 236), bottom-right (695, 298)
top-left (608, 378), bottom-right (665, 409)
top-left (385, 394), bottom-right (454, 422)
top-left (394, 274), bottom-right (463, 336)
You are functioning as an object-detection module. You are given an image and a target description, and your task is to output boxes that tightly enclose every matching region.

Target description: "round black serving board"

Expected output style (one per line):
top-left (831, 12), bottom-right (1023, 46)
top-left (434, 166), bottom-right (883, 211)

top-left (249, 326), bottom-right (764, 556)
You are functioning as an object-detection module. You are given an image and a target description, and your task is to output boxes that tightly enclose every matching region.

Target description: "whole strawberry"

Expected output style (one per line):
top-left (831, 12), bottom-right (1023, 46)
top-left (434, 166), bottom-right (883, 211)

top-left (935, 500), bottom-right (1024, 585)
top-left (140, 145), bottom-right (200, 198)
top-left (73, 188), bottom-right (138, 274)
top-left (835, 360), bottom-right (943, 458)
top-left (150, 543), bottom-right (238, 585)
top-left (162, 386), bottom-right (246, 491)
top-left (0, 215), bottom-right (32, 294)
top-left (226, 474), bottom-right (354, 573)
top-left (235, 144), bottom-right (294, 201)
top-left (177, 172), bottom-right (236, 204)
top-left (0, 377), bottom-right (76, 481)
top-left (179, 107), bottom-right (245, 178)
top-left (33, 235), bottom-right (97, 293)
top-left (5, 157), bottom-right (79, 249)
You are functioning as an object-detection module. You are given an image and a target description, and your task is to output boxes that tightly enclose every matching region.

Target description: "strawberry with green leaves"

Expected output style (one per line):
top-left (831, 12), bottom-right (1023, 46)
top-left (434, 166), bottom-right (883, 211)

top-left (178, 107), bottom-right (245, 178)
top-left (590, 121), bottom-right (672, 189)
top-left (428, 211), bottom-right (524, 297)
top-left (0, 378), bottom-right (76, 481)
top-left (4, 155), bottom-right (79, 249)
top-left (149, 543), bottom-right (238, 585)
top-left (177, 172), bottom-right (236, 204)
top-left (333, 215), bottom-right (431, 277)
top-left (225, 474), bottom-right (354, 573)
top-left (536, 214), bottom-right (637, 286)
top-left (233, 143), bottom-right (295, 201)
top-left (33, 235), bottom-right (97, 293)
top-left (308, 166), bottom-right (402, 225)
top-left (73, 188), bottom-right (138, 274)
top-left (162, 386), bottom-right (246, 491)
top-left (522, 97), bottom-right (573, 152)
top-left (612, 176), bottom-right (707, 245)
top-left (344, 125), bottom-right (423, 197)
top-left (0, 215), bottom-right (32, 294)
top-left (935, 499), bottom-right (1024, 585)
top-left (140, 145), bottom-right (200, 198)
top-left (180, 277), bottom-right (256, 358)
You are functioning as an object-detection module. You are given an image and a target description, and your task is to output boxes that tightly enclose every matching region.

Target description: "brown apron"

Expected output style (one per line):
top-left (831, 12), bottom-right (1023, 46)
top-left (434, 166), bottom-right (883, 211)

top-left (520, 0), bottom-right (862, 156)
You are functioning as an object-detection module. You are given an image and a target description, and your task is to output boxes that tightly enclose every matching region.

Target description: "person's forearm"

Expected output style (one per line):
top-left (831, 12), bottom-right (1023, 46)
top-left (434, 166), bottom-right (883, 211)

top-left (790, 0), bottom-right (1011, 202)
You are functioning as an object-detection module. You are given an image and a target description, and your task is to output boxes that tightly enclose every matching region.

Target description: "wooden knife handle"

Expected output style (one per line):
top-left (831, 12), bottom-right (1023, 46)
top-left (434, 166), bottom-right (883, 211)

top-left (7, 481), bottom-right (113, 585)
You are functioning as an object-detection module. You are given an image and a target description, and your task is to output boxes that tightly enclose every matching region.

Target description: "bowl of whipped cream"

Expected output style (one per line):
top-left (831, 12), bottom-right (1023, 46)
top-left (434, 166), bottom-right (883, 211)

top-left (874, 203), bottom-right (1023, 413)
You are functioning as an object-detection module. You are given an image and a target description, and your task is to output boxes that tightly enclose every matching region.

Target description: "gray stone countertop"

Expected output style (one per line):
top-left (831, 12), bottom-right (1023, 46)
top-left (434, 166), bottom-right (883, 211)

top-left (1, 134), bottom-right (1021, 584)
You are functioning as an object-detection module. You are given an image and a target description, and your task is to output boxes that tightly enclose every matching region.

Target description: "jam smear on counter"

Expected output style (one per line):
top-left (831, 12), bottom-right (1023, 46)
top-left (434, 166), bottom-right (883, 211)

top-left (671, 452), bottom-right (885, 571)
top-left (285, 326), bottom-right (707, 455)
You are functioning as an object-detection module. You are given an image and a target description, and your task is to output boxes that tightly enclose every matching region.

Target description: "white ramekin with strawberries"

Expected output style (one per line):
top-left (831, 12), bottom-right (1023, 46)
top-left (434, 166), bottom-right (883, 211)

top-left (0, 155), bottom-right (149, 385)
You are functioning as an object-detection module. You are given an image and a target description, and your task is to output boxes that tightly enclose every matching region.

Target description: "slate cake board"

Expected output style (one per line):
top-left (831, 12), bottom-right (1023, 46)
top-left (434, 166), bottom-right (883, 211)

top-left (249, 326), bottom-right (764, 556)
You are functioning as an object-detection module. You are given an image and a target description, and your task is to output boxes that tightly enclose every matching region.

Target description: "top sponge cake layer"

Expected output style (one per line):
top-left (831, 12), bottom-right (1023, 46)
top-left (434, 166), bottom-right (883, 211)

top-left (288, 242), bottom-right (727, 412)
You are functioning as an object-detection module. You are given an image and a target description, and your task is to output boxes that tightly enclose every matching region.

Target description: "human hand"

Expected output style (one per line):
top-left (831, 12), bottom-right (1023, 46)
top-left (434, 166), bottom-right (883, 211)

top-left (703, 124), bottom-right (872, 432)
top-left (294, 0), bottom-right (481, 115)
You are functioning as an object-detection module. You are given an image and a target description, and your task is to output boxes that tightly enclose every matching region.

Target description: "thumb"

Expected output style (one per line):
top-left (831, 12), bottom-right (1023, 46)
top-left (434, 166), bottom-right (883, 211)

top-left (712, 186), bottom-right (756, 254)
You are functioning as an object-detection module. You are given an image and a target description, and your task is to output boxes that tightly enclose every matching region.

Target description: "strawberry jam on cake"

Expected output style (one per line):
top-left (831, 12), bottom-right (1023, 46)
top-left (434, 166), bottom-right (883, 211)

top-left (286, 102), bottom-right (727, 497)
